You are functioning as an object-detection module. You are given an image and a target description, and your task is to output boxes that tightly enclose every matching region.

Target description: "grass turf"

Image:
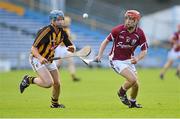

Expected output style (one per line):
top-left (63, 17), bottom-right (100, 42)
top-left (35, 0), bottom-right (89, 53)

top-left (0, 68), bottom-right (180, 118)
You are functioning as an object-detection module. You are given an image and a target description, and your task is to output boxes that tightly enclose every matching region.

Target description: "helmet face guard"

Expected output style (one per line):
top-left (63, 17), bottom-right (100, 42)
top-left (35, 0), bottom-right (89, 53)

top-left (49, 10), bottom-right (64, 21)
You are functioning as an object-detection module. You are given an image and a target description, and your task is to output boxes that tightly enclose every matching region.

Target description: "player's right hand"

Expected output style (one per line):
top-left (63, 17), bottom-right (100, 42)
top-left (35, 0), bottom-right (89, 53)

top-left (38, 56), bottom-right (48, 64)
top-left (95, 55), bottom-right (101, 62)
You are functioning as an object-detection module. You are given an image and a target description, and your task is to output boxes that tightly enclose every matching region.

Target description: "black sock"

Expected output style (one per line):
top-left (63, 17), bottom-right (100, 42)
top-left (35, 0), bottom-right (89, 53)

top-left (119, 86), bottom-right (126, 96)
top-left (28, 76), bottom-right (36, 84)
top-left (51, 97), bottom-right (58, 105)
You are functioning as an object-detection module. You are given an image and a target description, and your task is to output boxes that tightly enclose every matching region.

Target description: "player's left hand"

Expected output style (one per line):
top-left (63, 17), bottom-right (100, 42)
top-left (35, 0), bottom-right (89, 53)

top-left (131, 56), bottom-right (138, 64)
top-left (67, 46), bottom-right (75, 53)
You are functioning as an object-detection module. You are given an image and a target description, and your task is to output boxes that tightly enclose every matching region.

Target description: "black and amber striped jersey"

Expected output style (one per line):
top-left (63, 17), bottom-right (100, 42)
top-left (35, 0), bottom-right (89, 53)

top-left (60, 27), bottom-right (72, 46)
top-left (32, 24), bottom-right (73, 59)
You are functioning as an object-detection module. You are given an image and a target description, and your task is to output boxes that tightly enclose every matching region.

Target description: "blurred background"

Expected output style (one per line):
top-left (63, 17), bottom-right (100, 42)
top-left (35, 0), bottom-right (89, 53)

top-left (0, 0), bottom-right (179, 71)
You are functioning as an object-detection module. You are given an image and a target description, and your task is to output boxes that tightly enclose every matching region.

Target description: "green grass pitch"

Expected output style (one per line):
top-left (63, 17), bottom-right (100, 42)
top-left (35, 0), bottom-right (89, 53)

top-left (0, 68), bottom-right (180, 118)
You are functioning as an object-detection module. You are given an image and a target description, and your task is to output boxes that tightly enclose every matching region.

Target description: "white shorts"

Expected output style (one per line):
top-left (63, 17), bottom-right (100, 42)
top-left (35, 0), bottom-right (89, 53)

top-left (55, 45), bottom-right (69, 58)
top-left (109, 59), bottom-right (137, 74)
top-left (168, 49), bottom-right (180, 60)
top-left (29, 55), bottom-right (57, 72)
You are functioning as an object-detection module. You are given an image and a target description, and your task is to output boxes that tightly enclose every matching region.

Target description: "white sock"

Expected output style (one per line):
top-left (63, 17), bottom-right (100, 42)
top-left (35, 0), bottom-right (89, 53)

top-left (130, 99), bottom-right (136, 102)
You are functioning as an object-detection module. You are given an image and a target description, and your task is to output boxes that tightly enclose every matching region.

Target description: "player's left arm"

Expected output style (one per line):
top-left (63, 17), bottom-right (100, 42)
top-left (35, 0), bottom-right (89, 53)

top-left (62, 31), bottom-right (75, 53)
top-left (170, 33), bottom-right (178, 44)
top-left (138, 49), bottom-right (147, 60)
top-left (131, 49), bottom-right (147, 64)
top-left (170, 33), bottom-right (180, 47)
top-left (131, 30), bottom-right (148, 64)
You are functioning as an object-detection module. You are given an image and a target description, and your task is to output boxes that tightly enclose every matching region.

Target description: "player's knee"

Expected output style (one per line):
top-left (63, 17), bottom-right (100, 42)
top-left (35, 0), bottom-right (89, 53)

top-left (129, 77), bottom-right (137, 85)
top-left (133, 81), bottom-right (139, 88)
top-left (44, 80), bottom-right (54, 88)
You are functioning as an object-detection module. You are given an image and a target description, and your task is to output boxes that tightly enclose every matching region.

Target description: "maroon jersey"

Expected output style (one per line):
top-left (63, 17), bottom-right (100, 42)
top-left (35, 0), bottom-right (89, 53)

top-left (171, 32), bottom-right (180, 52)
top-left (107, 24), bottom-right (148, 60)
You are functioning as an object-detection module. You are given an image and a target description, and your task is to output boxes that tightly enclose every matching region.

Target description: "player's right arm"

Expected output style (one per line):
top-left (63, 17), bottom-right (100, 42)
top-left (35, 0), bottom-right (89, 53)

top-left (31, 26), bottom-right (51, 64)
top-left (31, 46), bottom-right (48, 64)
top-left (96, 27), bottom-right (117, 61)
top-left (96, 38), bottom-right (110, 61)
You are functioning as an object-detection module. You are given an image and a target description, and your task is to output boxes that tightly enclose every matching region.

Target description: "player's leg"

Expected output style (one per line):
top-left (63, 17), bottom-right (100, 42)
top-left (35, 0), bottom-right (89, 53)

top-left (176, 52), bottom-right (180, 78)
top-left (110, 60), bottom-right (141, 107)
top-left (67, 57), bottom-right (80, 81)
top-left (110, 60), bottom-right (134, 106)
top-left (49, 69), bottom-right (65, 108)
top-left (20, 56), bottom-right (54, 93)
top-left (119, 70), bottom-right (142, 108)
top-left (129, 79), bottom-right (142, 108)
top-left (130, 80), bottom-right (139, 100)
top-left (34, 67), bottom-right (54, 87)
top-left (176, 64), bottom-right (180, 78)
top-left (118, 68), bottom-right (137, 106)
top-left (124, 64), bottom-right (142, 108)
top-left (20, 66), bottom-right (54, 93)
top-left (160, 49), bottom-right (177, 79)
top-left (29, 57), bottom-right (55, 88)
top-left (120, 68), bottom-right (137, 89)
top-left (160, 59), bottom-right (173, 79)
top-left (45, 61), bottom-right (65, 108)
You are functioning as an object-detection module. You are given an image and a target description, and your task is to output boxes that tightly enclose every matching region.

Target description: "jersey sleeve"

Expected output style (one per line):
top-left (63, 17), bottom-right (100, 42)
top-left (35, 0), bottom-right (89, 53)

top-left (172, 32), bottom-right (178, 40)
top-left (62, 30), bottom-right (73, 47)
top-left (106, 28), bottom-right (117, 41)
top-left (170, 32), bottom-right (178, 44)
top-left (33, 26), bottom-right (51, 47)
top-left (139, 30), bottom-right (148, 50)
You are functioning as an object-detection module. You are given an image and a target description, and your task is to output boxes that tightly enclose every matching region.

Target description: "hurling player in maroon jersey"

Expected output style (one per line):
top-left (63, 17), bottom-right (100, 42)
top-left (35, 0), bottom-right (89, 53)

top-left (95, 10), bottom-right (148, 108)
top-left (160, 24), bottom-right (180, 79)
